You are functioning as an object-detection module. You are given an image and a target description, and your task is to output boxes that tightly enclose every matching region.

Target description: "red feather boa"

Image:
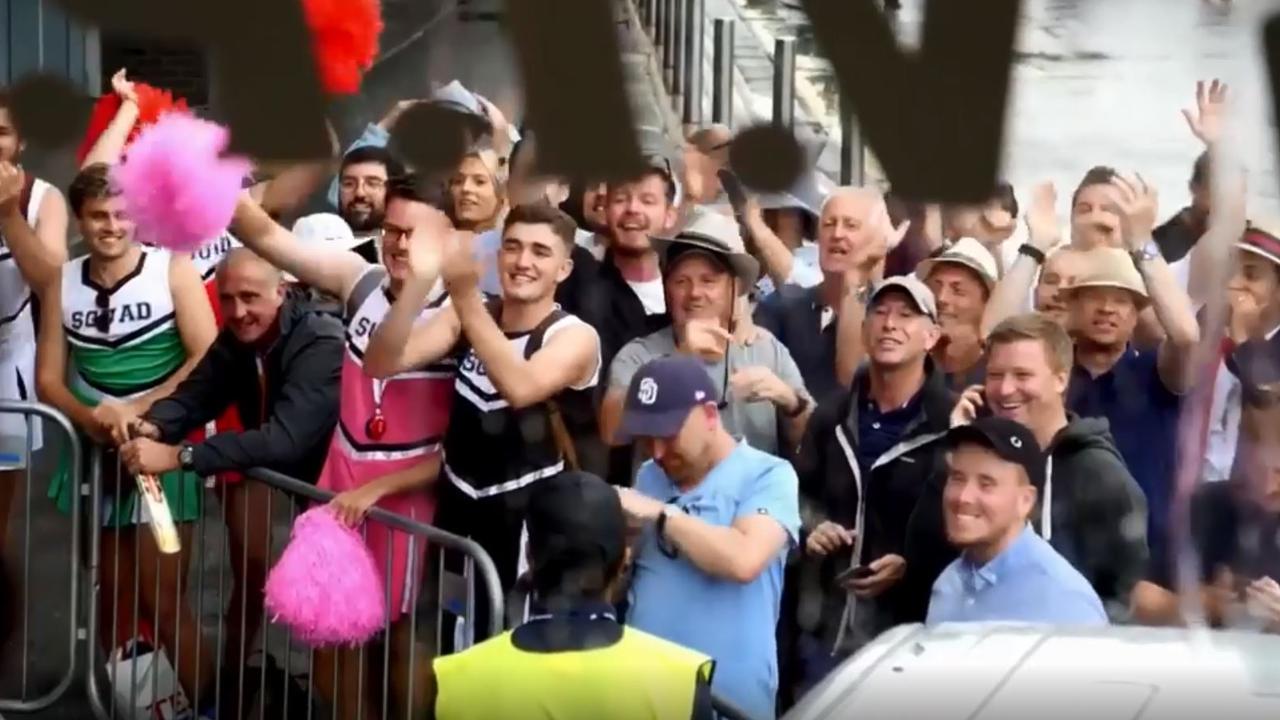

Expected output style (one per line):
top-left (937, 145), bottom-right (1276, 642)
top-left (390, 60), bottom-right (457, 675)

top-left (75, 85), bottom-right (190, 165)
top-left (302, 0), bottom-right (383, 95)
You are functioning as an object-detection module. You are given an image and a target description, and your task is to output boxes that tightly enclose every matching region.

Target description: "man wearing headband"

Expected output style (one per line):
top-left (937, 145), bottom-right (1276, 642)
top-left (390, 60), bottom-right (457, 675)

top-left (433, 471), bottom-right (716, 719)
top-left (600, 210), bottom-right (812, 462)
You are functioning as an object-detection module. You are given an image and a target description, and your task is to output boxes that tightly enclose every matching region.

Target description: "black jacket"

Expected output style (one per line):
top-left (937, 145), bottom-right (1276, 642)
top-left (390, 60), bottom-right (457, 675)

top-left (556, 247), bottom-right (669, 374)
top-left (145, 295), bottom-right (344, 483)
top-left (908, 413), bottom-right (1149, 623)
top-left (791, 362), bottom-right (954, 653)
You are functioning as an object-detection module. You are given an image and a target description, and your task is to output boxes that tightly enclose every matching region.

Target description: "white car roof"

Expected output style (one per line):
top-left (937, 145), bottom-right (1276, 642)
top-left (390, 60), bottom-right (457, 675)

top-left (786, 623), bottom-right (1280, 720)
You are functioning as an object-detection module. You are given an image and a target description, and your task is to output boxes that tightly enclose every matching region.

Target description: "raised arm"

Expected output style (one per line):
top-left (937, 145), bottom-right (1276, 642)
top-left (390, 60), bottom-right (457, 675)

top-left (982, 182), bottom-right (1060, 336)
top-left (230, 192), bottom-right (368, 300)
top-left (444, 237), bottom-right (600, 409)
top-left (1110, 175), bottom-right (1201, 393)
top-left (0, 164), bottom-right (67, 290)
top-left (363, 227), bottom-right (462, 378)
top-left (742, 197), bottom-right (798, 289)
top-left (80, 69), bottom-right (140, 169)
top-left (834, 212), bottom-right (903, 387)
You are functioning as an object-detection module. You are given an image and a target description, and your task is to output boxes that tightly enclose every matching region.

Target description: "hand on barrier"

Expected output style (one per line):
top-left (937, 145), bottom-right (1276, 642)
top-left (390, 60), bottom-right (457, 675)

top-left (328, 483), bottom-right (389, 527)
top-left (120, 437), bottom-right (181, 475)
top-left (93, 400), bottom-right (142, 446)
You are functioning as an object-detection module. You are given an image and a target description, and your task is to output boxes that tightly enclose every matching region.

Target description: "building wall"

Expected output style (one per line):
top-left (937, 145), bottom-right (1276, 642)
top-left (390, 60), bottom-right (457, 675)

top-left (0, 0), bottom-right (91, 89)
top-left (99, 35), bottom-right (209, 109)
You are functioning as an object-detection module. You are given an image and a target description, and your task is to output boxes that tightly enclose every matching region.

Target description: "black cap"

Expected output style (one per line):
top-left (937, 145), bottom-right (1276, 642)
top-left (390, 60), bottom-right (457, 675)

top-left (525, 471), bottom-right (627, 590)
top-left (617, 356), bottom-right (719, 441)
top-left (945, 417), bottom-right (1046, 489)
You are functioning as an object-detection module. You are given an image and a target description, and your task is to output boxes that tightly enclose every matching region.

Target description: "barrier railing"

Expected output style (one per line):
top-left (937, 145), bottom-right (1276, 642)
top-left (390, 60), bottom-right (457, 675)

top-left (634, 0), bottom-right (876, 183)
top-left (0, 401), bottom-right (83, 715)
top-left (73, 448), bottom-right (502, 719)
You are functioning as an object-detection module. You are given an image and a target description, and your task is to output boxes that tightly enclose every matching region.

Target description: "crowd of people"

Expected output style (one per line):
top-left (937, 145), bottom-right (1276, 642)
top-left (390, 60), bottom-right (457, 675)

top-left (1, 64), bottom-right (1280, 719)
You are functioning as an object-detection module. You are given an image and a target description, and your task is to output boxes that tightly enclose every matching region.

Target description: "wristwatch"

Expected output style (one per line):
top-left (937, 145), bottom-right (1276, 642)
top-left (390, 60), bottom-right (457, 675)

top-left (1017, 244), bottom-right (1046, 265)
top-left (177, 444), bottom-right (196, 471)
top-left (1131, 239), bottom-right (1160, 266)
top-left (785, 393), bottom-right (811, 418)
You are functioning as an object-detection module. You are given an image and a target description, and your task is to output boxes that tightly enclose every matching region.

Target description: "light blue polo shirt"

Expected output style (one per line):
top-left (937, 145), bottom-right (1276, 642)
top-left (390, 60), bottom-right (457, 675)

top-left (626, 442), bottom-right (800, 720)
top-left (927, 524), bottom-right (1108, 626)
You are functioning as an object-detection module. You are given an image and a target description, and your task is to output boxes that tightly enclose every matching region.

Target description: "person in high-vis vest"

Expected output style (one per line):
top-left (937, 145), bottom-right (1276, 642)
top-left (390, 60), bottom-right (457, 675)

top-left (433, 470), bottom-right (717, 720)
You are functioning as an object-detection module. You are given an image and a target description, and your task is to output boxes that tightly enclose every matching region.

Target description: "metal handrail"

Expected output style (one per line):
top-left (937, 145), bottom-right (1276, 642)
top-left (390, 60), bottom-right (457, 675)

top-left (0, 401), bottom-right (83, 714)
top-left (245, 467), bottom-right (506, 639)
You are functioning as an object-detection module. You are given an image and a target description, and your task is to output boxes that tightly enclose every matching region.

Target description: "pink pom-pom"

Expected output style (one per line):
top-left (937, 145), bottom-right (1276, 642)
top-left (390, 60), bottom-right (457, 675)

top-left (111, 114), bottom-right (250, 253)
top-left (264, 507), bottom-right (386, 647)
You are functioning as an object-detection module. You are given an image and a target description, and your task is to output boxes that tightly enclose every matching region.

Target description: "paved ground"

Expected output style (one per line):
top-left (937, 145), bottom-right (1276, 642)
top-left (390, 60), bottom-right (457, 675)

top-left (0, 2), bottom-right (677, 718)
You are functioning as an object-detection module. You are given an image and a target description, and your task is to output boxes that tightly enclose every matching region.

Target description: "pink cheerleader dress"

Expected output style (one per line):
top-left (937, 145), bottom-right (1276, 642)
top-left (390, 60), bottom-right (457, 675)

top-left (316, 267), bottom-right (454, 622)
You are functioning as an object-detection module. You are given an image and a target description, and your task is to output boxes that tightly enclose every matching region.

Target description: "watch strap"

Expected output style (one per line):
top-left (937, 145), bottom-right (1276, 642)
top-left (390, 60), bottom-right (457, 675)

top-left (1017, 244), bottom-right (1046, 265)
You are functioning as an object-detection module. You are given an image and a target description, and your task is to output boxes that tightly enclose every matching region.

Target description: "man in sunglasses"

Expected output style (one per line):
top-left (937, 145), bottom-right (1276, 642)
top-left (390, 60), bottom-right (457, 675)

top-left (615, 354), bottom-right (799, 720)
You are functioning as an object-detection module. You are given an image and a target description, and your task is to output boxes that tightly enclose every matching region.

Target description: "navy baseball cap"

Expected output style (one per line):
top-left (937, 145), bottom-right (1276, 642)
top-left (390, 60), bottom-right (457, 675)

top-left (946, 417), bottom-right (1046, 490)
top-left (617, 356), bottom-right (719, 441)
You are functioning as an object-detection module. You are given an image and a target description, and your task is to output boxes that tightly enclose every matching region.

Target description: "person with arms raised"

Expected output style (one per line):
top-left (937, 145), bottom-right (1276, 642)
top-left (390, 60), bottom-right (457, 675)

top-left (364, 202), bottom-right (602, 641)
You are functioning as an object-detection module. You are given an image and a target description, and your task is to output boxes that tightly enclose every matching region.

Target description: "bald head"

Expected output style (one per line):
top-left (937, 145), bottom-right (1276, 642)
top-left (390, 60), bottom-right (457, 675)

top-left (217, 248), bottom-right (286, 344)
top-left (217, 247), bottom-right (283, 287)
top-left (817, 187), bottom-right (889, 276)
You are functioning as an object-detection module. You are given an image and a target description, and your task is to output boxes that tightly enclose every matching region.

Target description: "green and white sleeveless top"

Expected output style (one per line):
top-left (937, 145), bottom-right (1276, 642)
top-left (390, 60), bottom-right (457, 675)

top-left (62, 247), bottom-right (185, 406)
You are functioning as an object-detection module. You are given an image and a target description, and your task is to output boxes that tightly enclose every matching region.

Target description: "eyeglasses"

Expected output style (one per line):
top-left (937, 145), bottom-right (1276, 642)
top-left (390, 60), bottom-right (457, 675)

top-left (93, 291), bottom-right (110, 334)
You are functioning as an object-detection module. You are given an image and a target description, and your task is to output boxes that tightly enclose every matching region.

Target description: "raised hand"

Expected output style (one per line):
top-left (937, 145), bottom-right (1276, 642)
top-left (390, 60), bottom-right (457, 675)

top-left (1182, 79), bottom-right (1229, 147)
top-left (439, 231), bottom-right (480, 295)
top-left (950, 384), bottom-right (986, 428)
top-left (1108, 173), bottom-right (1159, 251)
top-left (1025, 181), bottom-right (1061, 251)
top-left (111, 68), bottom-right (139, 104)
top-left (0, 162), bottom-right (24, 215)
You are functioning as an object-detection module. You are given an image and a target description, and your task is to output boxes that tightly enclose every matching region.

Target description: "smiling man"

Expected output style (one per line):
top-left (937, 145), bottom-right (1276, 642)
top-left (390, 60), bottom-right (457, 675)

top-left (927, 416), bottom-right (1107, 626)
top-left (363, 201), bottom-right (602, 639)
top-left (794, 275), bottom-right (952, 672)
top-left (932, 313), bottom-right (1149, 619)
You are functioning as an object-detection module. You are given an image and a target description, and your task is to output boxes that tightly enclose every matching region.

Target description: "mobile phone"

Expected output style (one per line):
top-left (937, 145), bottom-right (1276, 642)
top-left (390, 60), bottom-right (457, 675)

top-left (835, 564), bottom-right (875, 584)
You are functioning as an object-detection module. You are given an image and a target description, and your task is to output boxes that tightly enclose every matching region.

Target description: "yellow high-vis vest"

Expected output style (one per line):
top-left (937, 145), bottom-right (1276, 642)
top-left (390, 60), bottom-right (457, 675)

top-left (434, 625), bottom-right (714, 720)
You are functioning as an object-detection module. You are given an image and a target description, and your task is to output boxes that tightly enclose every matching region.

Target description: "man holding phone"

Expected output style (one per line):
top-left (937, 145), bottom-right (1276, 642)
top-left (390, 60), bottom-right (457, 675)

top-left (792, 275), bottom-right (952, 678)
top-left (927, 312), bottom-right (1149, 620)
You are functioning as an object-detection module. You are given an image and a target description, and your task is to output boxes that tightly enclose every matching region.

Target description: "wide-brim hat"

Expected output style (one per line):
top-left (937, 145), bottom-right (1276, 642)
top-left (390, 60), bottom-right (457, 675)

top-left (1239, 217), bottom-right (1280, 267)
top-left (916, 237), bottom-right (999, 292)
top-left (653, 209), bottom-right (759, 293)
top-left (1061, 246), bottom-right (1150, 308)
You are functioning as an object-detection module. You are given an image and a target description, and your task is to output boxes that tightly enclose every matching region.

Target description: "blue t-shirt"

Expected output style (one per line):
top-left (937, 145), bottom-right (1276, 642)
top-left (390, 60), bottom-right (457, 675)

top-left (627, 442), bottom-right (800, 720)
top-left (1066, 347), bottom-right (1181, 572)
top-left (927, 525), bottom-right (1108, 626)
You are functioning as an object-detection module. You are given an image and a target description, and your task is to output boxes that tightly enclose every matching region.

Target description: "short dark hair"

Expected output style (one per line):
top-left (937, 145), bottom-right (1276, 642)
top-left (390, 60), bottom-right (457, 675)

top-left (68, 163), bottom-right (119, 216)
top-left (992, 181), bottom-right (1018, 218)
top-left (1071, 166), bottom-right (1118, 206)
top-left (1191, 151), bottom-right (1211, 188)
top-left (987, 312), bottom-right (1074, 374)
top-left (608, 165), bottom-right (676, 205)
top-left (340, 145), bottom-right (404, 179)
top-left (503, 201), bottom-right (577, 250)
top-left (385, 172), bottom-right (449, 213)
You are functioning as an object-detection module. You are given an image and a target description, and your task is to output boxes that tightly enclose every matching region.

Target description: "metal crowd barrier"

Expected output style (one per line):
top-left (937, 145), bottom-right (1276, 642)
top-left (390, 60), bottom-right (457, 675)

top-left (2, 399), bottom-right (741, 719)
top-left (0, 401), bottom-right (83, 715)
top-left (74, 454), bottom-right (503, 720)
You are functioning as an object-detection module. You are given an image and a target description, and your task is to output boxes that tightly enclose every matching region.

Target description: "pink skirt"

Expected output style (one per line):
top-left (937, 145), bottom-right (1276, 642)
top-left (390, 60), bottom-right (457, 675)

top-left (316, 442), bottom-right (436, 624)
